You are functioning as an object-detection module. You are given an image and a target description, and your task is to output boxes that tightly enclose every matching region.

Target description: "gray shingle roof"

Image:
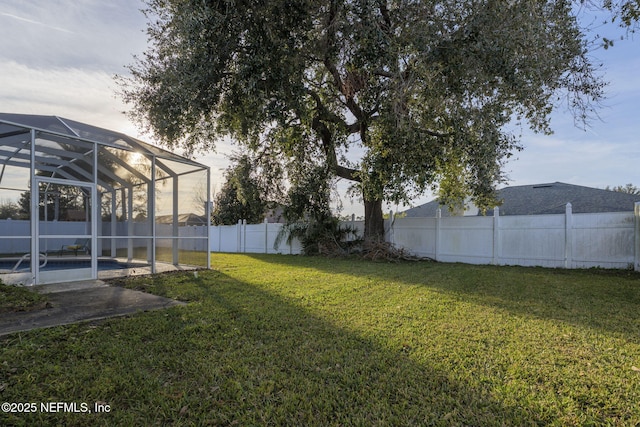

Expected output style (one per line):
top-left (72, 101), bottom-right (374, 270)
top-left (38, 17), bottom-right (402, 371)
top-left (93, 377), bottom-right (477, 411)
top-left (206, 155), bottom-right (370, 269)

top-left (403, 182), bottom-right (640, 217)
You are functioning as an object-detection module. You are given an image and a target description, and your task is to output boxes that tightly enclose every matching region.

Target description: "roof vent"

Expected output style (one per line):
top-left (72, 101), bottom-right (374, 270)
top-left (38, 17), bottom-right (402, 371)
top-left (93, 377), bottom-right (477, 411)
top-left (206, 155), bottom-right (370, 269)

top-left (532, 184), bottom-right (553, 189)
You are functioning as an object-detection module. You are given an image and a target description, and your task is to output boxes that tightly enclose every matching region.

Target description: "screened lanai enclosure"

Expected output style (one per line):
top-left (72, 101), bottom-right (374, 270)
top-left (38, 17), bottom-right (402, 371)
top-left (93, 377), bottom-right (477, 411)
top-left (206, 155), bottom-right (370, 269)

top-left (0, 113), bottom-right (210, 285)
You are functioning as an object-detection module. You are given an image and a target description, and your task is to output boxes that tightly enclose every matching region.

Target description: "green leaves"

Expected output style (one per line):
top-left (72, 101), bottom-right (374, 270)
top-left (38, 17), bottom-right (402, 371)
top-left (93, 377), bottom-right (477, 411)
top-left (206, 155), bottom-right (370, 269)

top-left (121, 0), bottom-right (634, 238)
top-left (211, 155), bottom-right (268, 225)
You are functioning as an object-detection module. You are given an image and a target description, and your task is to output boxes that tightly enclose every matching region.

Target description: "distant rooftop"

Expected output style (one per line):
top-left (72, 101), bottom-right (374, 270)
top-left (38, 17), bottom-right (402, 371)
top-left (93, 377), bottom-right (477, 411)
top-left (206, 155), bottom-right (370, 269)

top-left (403, 182), bottom-right (640, 217)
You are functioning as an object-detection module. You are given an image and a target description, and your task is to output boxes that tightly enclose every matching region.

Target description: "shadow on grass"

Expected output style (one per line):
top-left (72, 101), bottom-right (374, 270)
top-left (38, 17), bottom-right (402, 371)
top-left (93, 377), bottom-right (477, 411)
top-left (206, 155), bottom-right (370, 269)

top-left (244, 254), bottom-right (640, 341)
top-left (1, 269), bottom-right (557, 426)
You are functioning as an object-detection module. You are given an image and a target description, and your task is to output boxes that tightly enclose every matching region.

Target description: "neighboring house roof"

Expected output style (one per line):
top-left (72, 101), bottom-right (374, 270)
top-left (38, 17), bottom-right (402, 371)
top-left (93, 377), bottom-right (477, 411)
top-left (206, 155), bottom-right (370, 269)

top-left (403, 182), bottom-right (640, 217)
top-left (155, 213), bottom-right (207, 225)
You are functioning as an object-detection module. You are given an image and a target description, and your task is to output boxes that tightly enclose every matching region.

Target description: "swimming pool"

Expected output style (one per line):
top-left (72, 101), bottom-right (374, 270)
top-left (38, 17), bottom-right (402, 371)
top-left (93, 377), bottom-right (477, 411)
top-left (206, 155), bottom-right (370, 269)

top-left (0, 258), bottom-right (149, 273)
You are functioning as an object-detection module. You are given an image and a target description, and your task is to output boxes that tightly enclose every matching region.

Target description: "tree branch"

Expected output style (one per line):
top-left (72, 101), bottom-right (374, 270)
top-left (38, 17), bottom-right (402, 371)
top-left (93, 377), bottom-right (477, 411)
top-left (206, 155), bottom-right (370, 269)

top-left (378, 0), bottom-right (392, 33)
top-left (306, 88), bottom-right (360, 182)
top-left (346, 121), bottom-right (362, 134)
top-left (373, 68), bottom-right (394, 79)
top-left (321, 0), bottom-right (368, 138)
top-left (323, 58), bottom-right (366, 122)
top-left (311, 115), bottom-right (361, 182)
top-left (425, 129), bottom-right (454, 138)
top-left (306, 88), bottom-right (350, 129)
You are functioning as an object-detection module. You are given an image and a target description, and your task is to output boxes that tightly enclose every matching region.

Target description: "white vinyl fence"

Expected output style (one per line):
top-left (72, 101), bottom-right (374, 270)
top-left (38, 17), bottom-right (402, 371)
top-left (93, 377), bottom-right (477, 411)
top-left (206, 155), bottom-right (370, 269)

top-left (390, 202), bottom-right (640, 271)
top-left (210, 220), bottom-right (303, 254)
top-left (0, 221), bottom-right (209, 255)
top-left (0, 220), bottom-right (87, 254)
top-left (210, 202), bottom-right (640, 271)
top-left (209, 218), bottom-right (368, 255)
top-left (8, 202), bottom-right (635, 271)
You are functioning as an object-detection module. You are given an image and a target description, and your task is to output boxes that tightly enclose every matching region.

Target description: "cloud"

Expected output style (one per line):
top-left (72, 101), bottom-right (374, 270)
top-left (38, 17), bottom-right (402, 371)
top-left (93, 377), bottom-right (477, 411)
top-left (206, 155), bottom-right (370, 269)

top-left (506, 130), bottom-right (640, 189)
top-left (0, 58), bottom-right (230, 195)
top-left (0, 12), bottom-right (75, 34)
top-left (1, 0), bottom-right (637, 216)
top-left (0, 1), bottom-right (147, 70)
top-left (0, 61), bottom-right (131, 130)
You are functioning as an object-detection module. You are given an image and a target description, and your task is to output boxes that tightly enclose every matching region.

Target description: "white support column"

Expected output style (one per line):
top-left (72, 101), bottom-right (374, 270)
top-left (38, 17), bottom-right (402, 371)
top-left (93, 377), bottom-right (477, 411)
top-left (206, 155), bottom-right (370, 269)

top-left (148, 156), bottom-right (156, 272)
top-left (30, 129), bottom-right (37, 285)
top-left (147, 180), bottom-right (153, 264)
top-left (206, 169), bottom-right (211, 269)
top-left (172, 176), bottom-right (179, 265)
top-left (91, 189), bottom-right (98, 279)
top-left (111, 190), bottom-right (117, 257)
top-left (492, 207), bottom-right (500, 265)
top-left (564, 202), bottom-right (573, 269)
top-left (127, 187), bottom-right (134, 262)
top-left (435, 208), bottom-right (441, 261)
top-left (91, 142), bottom-right (98, 280)
top-left (634, 202), bottom-right (640, 272)
top-left (237, 219), bottom-right (242, 253)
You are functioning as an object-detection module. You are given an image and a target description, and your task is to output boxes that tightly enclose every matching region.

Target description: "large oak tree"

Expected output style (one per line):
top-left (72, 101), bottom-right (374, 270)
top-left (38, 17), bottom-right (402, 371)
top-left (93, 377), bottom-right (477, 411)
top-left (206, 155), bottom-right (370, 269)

top-left (119, 0), bottom-right (638, 240)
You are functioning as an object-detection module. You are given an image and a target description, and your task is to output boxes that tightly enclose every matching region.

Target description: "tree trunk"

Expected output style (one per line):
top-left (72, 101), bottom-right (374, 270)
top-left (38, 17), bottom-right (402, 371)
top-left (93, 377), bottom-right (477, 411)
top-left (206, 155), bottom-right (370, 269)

top-left (364, 198), bottom-right (385, 242)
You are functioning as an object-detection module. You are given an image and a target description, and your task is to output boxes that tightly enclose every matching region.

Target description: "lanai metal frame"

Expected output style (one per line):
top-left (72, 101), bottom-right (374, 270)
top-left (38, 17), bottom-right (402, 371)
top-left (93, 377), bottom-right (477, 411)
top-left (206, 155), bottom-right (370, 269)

top-left (0, 113), bottom-right (210, 285)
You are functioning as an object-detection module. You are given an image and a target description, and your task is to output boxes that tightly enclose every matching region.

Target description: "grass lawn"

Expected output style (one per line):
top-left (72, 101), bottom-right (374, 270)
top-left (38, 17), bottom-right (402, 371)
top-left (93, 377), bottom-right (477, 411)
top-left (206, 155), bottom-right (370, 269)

top-left (1, 254), bottom-right (639, 426)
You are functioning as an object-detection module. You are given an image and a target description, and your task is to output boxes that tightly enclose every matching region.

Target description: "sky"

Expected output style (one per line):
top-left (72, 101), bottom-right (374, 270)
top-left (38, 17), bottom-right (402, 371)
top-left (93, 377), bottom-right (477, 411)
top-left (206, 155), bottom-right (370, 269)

top-left (1, 0), bottom-right (638, 217)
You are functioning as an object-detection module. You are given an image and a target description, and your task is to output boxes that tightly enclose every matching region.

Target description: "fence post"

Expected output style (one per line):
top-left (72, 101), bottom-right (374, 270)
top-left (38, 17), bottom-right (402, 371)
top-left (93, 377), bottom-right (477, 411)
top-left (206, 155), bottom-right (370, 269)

top-left (635, 202), bottom-right (640, 272)
top-left (242, 219), bottom-right (247, 253)
top-left (435, 208), bottom-right (441, 261)
top-left (565, 203), bottom-right (573, 269)
top-left (493, 207), bottom-right (500, 265)
top-left (264, 218), bottom-right (269, 254)
top-left (288, 223), bottom-right (293, 255)
top-left (237, 220), bottom-right (242, 253)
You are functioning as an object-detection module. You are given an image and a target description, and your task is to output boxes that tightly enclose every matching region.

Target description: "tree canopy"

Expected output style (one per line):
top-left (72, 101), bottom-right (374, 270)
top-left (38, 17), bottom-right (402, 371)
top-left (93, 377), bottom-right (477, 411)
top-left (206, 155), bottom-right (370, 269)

top-left (606, 183), bottom-right (640, 195)
top-left (211, 155), bottom-right (268, 225)
top-left (120, 0), bottom-right (638, 240)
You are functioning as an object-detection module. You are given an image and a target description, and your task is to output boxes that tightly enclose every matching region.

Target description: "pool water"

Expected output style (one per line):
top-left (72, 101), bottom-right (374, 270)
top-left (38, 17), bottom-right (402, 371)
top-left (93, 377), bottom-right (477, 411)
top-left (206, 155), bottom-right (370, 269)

top-left (0, 259), bottom-right (149, 272)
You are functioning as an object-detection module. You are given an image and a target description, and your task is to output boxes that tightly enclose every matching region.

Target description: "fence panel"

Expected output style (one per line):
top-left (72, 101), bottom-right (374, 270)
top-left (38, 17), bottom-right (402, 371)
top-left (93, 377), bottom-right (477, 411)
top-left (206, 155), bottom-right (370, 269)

top-left (266, 223), bottom-right (284, 254)
top-left (205, 203), bottom-right (640, 271)
top-left (5, 205), bottom-right (638, 270)
top-left (571, 212), bottom-right (635, 269)
top-left (209, 221), bottom-right (302, 254)
top-left (438, 216), bottom-right (494, 264)
top-left (392, 217), bottom-right (437, 258)
top-left (178, 226), bottom-right (208, 252)
top-left (0, 220), bottom-right (30, 254)
top-left (391, 205), bottom-right (639, 270)
top-left (214, 225), bottom-right (240, 253)
top-left (244, 223), bottom-right (267, 253)
top-left (499, 214), bottom-right (566, 268)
